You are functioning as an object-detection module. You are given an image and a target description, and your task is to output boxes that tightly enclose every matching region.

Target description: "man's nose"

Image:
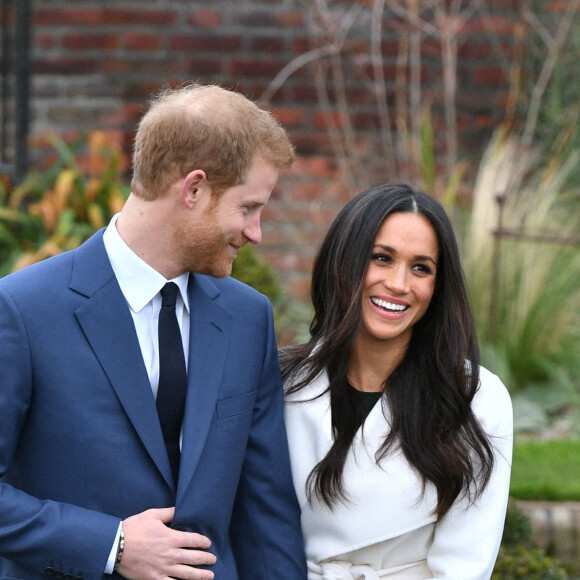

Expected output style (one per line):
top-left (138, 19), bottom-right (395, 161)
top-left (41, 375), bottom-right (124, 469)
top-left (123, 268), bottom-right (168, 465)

top-left (243, 214), bottom-right (262, 245)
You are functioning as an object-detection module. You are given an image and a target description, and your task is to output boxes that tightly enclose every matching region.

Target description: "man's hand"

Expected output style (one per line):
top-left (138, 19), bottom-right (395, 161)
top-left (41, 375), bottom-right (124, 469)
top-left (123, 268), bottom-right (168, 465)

top-left (117, 507), bottom-right (216, 580)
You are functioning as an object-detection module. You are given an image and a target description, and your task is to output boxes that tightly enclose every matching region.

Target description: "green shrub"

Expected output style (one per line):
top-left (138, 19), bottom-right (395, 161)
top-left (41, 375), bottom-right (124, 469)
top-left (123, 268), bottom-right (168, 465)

top-left (231, 245), bottom-right (282, 304)
top-left (492, 545), bottom-right (568, 580)
top-left (231, 244), bottom-right (312, 346)
top-left (462, 129), bottom-right (580, 394)
top-left (0, 131), bottom-right (128, 276)
top-left (492, 500), bottom-right (569, 579)
top-left (501, 499), bottom-right (534, 549)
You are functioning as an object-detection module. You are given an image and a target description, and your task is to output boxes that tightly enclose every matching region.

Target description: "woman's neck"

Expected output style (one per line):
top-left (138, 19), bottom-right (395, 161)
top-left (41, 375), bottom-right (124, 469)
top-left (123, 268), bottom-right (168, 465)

top-left (347, 334), bottom-right (408, 392)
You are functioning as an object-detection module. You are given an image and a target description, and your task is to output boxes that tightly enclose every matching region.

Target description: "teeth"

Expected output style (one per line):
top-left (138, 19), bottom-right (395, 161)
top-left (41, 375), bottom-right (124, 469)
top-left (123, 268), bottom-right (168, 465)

top-left (371, 297), bottom-right (406, 311)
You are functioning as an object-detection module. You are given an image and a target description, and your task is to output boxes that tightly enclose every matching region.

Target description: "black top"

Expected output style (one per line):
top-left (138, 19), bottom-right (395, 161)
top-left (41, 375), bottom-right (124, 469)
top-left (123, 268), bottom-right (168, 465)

top-left (348, 382), bottom-right (382, 417)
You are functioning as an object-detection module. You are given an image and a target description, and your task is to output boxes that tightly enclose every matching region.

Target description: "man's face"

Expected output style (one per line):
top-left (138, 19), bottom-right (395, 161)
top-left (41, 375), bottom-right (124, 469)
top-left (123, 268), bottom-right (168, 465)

top-left (174, 155), bottom-right (279, 277)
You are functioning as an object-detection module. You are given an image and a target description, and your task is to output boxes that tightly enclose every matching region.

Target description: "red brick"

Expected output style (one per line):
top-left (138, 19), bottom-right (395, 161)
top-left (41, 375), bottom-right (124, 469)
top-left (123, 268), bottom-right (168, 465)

top-left (102, 58), bottom-right (133, 75)
top-left (475, 66), bottom-right (506, 86)
top-left (292, 37), bottom-right (310, 54)
top-left (63, 33), bottom-right (119, 51)
top-left (34, 58), bottom-right (98, 75)
top-left (278, 11), bottom-right (304, 27)
top-left (230, 59), bottom-right (286, 78)
top-left (290, 133), bottom-right (335, 157)
top-left (288, 182), bottom-right (325, 201)
top-left (188, 9), bottom-right (222, 27)
top-left (170, 35), bottom-right (242, 52)
top-left (124, 33), bottom-right (161, 51)
top-left (187, 59), bottom-right (224, 76)
top-left (252, 37), bottom-right (286, 52)
top-left (260, 252), bottom-right (314, 273)
top-left (288, 157), bottom-right (340, 179)
top-left (271, 108), bottom-right (304, 127)
top-left (34, 8), bottom-right (102, 26)
top-left (35, 34), bottom-right (58, 50)
top-left (547, 0), bottom-right (566, 12)
top-left (235, 10), bottom-right (279, 26)
top-left (463, 15), bottom-right (514, 35)
top-left (312, 110), bottom-right (346, 130)
top-left (101, 8), bottom-right (177, 26)
top-left (458, 40), bottom-right (493, 60)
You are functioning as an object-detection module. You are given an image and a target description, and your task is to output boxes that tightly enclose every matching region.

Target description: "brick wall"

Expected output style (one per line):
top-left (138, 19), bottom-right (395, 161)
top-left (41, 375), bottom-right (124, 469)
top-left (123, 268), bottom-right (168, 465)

top-left (21, 0), bottom-right (558, 299)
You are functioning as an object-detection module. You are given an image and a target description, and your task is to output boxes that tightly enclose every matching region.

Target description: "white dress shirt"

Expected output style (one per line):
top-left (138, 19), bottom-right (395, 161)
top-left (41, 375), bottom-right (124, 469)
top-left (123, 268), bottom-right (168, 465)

top-left (101, 214), bottom-right (191, 573)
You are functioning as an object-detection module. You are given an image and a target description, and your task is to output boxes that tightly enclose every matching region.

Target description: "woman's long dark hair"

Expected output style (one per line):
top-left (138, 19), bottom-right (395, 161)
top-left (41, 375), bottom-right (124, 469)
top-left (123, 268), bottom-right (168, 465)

top-left (281, 182), bottom-right (494, 519)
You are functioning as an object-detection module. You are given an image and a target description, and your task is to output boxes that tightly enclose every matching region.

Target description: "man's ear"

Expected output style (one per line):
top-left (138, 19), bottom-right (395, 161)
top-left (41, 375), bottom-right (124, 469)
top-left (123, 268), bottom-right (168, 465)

top-left (181, 169), bottom-right (208, 208)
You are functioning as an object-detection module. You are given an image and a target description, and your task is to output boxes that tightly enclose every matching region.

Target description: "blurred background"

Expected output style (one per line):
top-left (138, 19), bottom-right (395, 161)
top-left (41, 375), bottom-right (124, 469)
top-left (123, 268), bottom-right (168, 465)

top-left (1, 1), bottom-right (579, 576)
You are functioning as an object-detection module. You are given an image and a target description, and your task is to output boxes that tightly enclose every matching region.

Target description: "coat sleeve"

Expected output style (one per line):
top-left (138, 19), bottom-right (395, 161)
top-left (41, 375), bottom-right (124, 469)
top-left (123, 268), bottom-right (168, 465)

top-left (426, 367), bottom-right (513, 580)
top-left (0, 286), bottom-right (120, 579)
top-left (228, 295), bottom-right (308, 579)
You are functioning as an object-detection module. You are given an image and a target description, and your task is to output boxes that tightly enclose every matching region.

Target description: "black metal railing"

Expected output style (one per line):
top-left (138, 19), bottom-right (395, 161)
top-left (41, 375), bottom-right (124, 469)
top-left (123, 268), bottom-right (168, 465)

top-left (0, 0), bottom-right (31, 185)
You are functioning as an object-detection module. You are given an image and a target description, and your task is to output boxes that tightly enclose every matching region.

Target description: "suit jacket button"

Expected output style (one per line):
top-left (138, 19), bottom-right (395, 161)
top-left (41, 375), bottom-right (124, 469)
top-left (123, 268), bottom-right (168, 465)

top-left (173, 524), bottom-right (185, 531)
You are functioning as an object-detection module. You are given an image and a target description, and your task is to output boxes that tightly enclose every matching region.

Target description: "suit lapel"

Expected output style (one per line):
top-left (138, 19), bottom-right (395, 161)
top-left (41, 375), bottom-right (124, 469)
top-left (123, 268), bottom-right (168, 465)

top-left (177, 274), bottom-right (230, 503)
top-left (71, 232), bottom-right (174, 489)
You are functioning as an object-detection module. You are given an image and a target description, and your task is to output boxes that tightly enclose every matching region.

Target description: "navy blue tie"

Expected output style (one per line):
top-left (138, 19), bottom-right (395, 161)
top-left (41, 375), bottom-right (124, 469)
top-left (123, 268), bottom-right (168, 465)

top-left (156, 282), bottom-right (187, 483)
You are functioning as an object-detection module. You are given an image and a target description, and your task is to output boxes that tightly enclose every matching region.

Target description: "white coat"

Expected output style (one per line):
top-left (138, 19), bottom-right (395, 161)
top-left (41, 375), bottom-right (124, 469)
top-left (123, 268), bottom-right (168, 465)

top-left (284, 366), bottom-right (513, 579)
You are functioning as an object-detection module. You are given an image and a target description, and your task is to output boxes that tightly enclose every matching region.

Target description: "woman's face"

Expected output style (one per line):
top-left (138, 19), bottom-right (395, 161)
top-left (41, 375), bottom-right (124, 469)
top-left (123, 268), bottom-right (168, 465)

top-left (357, 211), bottom-right (439, 350)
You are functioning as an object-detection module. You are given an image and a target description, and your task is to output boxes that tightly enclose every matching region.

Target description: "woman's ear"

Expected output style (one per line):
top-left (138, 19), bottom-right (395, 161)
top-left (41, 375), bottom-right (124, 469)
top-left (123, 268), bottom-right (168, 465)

top-left (181, 169), bottom-right (208, 208)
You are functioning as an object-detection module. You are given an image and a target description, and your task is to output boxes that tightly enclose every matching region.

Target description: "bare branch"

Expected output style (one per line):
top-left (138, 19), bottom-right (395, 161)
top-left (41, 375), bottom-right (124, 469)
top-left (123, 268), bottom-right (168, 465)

top-left (371, 0), bottom-right (397, 177)
top-left (437, 6), bottom-right (459, 177)
top-left (385, 0), bottom-right (440, 37)
top-left (407, 0), bottom-right (423, 182)
top-left (260, 45), bottom-right (339, 104)
top-left (521, 0), bottom-right (580, 149)
top-left (312, 60), bottom-right (360, 191)
top-left (522, 7), bottom-right (552, 47)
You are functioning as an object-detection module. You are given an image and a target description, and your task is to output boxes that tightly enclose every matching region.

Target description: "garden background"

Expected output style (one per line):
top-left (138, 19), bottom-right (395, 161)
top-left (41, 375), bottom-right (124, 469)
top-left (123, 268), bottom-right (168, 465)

top-left (1, 0), bottom-right (580, 577)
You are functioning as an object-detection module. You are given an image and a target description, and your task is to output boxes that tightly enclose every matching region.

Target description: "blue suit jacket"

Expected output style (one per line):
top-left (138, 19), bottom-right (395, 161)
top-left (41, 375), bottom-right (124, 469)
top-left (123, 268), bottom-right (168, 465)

top-left (0, 230), bottom-right (306, 579)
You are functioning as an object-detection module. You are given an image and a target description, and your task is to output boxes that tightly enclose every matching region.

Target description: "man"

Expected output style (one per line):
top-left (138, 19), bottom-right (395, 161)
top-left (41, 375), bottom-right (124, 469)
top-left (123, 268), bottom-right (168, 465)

top-left (0, 84), bottom-right (307, 579)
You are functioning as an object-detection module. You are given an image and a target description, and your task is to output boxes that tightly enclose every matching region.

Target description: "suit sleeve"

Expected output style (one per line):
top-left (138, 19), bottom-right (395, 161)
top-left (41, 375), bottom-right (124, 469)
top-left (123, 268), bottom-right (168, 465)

top-left (426, 368), bottom-right (514, 580)
top-left (0, 287), bottom-right (120, 579)
top-left (229, 295), bottom-right (307, 579)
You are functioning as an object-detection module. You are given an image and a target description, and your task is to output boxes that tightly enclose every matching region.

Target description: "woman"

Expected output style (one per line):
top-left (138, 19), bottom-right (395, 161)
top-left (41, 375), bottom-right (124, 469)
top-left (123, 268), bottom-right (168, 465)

top-left (282, 183), bottom-right (513, 579)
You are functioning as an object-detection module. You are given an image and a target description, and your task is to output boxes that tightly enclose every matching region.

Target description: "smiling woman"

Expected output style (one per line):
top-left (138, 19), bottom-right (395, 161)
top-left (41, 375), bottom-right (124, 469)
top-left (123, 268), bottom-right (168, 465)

top-left (281, 182), bottom-right (514, 580)
top-left (357, 212), bottom-right (438, 366)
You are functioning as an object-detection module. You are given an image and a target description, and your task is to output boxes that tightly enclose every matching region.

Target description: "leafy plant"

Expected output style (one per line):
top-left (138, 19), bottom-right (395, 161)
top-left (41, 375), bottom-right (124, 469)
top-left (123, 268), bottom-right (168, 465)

top-left (492, 500), bottom-right (569, 579)
top-left (0, 131), bottom-right (129, 276)
top-left (231, 245), bottom-right (313, 346)
top-left (492, 545), bottom-right (568, 580)
top-left (461, 128), bottom-right (580, 394)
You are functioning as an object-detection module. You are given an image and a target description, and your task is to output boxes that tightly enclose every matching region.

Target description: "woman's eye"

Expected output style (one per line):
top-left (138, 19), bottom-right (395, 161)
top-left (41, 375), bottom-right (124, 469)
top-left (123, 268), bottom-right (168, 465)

top-left (413, 263), bottom-right (433, 275)
top-left (371, 253), bottom-right (392, 264)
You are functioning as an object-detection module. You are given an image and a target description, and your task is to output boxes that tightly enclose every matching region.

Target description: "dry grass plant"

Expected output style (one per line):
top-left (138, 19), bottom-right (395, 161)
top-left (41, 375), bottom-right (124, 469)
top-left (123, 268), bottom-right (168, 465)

top-left (463, 128), bottom-right (580, 393)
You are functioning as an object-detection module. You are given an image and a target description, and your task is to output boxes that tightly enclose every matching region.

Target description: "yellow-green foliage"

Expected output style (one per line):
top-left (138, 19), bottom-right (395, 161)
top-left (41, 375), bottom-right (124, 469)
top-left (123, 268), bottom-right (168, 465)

top-left (461, 127), bottom-right (580, 392)
top-left (492, 546), bottom-right (568, 580)
top-left (0, 132), bottom-right (129, 276)
top-left (492, 500), bottom-right (568, 579)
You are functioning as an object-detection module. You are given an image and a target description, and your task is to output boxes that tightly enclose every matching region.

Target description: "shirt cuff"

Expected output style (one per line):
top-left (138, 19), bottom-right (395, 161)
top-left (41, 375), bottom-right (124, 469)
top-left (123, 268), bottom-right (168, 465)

top-left (105, 522), bottom-right (123, 574)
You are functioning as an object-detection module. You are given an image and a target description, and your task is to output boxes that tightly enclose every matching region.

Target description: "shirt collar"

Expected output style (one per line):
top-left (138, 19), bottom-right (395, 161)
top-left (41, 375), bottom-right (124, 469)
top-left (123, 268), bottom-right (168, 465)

top-left (103, 214), bottom-right (190, 313)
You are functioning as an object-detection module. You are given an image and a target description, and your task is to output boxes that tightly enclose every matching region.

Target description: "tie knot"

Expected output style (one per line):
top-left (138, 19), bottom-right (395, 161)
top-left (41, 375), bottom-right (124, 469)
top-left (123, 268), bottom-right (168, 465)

top-left (160, 282), bottom-right (179, 308)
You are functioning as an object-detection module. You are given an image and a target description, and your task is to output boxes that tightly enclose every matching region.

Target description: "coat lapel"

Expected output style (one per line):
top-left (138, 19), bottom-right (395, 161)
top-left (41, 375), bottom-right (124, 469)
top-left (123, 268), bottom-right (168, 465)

top-left (176, 274), bottom-right (230, 504)
top-left (70, 232), bottom-right (174, 489)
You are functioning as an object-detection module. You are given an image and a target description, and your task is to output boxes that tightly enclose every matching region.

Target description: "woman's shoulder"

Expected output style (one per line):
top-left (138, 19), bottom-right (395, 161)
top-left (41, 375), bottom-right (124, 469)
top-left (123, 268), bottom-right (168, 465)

top-left (473, 365), bottom-right (513, 437)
